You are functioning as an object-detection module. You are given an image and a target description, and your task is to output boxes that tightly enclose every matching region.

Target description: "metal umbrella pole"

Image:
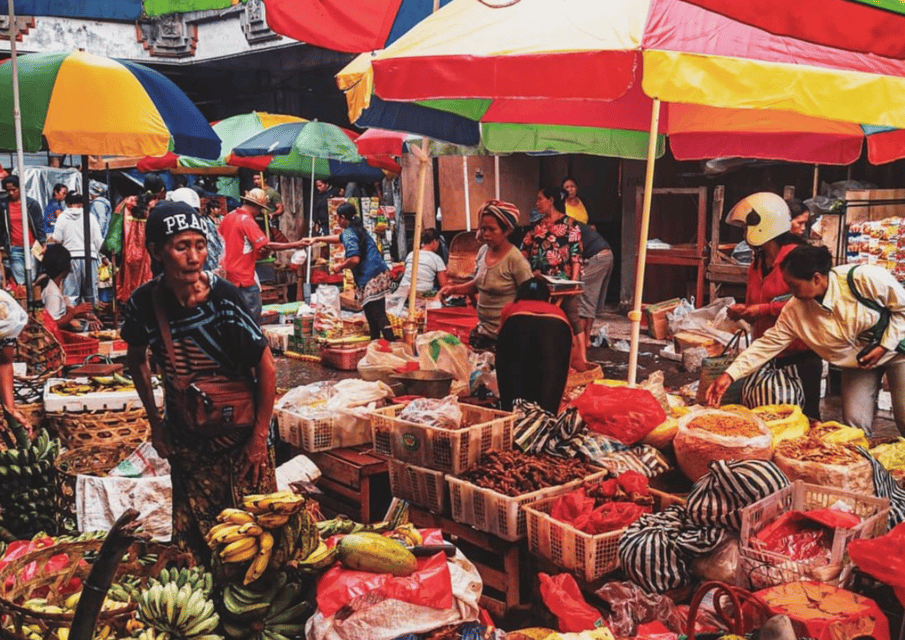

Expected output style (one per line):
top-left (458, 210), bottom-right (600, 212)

top-left (7, 0), bottom-right (32, 307)
top-left (303, 154), bottom-right (315, 303)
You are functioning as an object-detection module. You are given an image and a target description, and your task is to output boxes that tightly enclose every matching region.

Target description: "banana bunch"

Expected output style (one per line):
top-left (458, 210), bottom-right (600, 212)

top-left (289, 540), bottom-right (338, 574)
top-left (206, 511), bottom-right (273, 585)
top-left (270, 508), bottom-right (320, 569)
top-left (387, 523), bottom-right (423, 547)
top-left (53, 529), bottom-right (107, 544)
top-left (241, 491), bottom-right (306, 528)
top-left (49, 373), bottom-right (135, 396)
top-left (137, 567), bottom-right (219, 640)
top-left (0, 429), bottom-right (62, 536)
top-left (314, 516), bottom-right (389, 539)
top-left (220, 572), bottom-right (312, 640)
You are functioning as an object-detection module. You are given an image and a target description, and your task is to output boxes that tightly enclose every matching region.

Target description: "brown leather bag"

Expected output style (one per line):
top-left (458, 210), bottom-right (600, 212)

top-left (154, 285), bottom-right (257, 436)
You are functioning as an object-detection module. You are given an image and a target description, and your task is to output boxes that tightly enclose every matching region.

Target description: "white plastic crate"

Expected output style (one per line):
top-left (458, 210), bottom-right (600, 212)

top-left (525, 489), bottom-right (686, 583)
top-left (388, 459), bottom-right (447, 514)
top-left (43, 378), bottom-right (163, 413)
top-left (369, 404), bottom-right (515, 475)
top-left (738, 479), bottom-right (890, 589)
top-left (447, 470), bottom-right (608, 542)
top-left (276, 407), bottom-right (371, 452)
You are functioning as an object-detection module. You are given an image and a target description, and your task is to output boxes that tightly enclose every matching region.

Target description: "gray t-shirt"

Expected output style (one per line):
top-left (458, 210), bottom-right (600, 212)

top-left (398, 249), bottom-right (446, 293)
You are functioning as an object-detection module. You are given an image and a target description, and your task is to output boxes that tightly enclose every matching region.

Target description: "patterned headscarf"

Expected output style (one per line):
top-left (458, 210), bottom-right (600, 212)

top-left (478, 200), bottom-right (519, 232)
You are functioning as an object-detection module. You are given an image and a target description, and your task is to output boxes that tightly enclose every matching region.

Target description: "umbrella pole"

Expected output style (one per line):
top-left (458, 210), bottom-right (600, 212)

top-left (627, 98), bottom-right (661, 386)
top-left (462, 156), bottom-right (471, 233)
top-left (8, 0), bottom-right (32, 307)
top-left (81, 156), bottom-right (94, 304)
top-left (406, 139), bottom-right (430, 347)
top-left (304, 156), bottom-right (315, 303)
top-left (259, 171), bottom-right (270, 240)
top-left (494, 155), bottom-right (500, 200)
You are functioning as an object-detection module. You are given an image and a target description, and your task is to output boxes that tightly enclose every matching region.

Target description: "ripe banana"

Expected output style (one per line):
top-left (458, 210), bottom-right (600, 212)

top-left (256, 512), bottom-right (290, 529)
top-left (218, 508), bottom-right (257, 524)
top-left (243, 531), bottom-right (274, 585)
top-left (220, 535), bottom-right (259, 562)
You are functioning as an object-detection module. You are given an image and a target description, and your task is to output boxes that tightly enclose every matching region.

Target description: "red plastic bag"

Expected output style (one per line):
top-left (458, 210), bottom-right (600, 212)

top-left (634, 621), bottom-right (679, 640)
top-left (850, 521), bottom-right (905, 605)
top-left (538, 572), bottom-right (606, 633)
top-left (316, 528), bottom-right (453, 618)
top-left (0, 537), bottom-right (83, 594)
top-left (753, 512), bottom-right (831, 560)
top-left (571, 385), bottom-right (666, 445)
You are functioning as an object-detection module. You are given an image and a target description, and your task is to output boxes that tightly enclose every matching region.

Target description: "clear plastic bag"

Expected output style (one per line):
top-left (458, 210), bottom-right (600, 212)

top-left (398, 395), bottom-right (463, 429)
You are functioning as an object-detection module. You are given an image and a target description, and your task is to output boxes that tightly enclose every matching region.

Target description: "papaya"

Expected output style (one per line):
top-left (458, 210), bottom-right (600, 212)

top-left (336, 532), bottom-right (417, 576)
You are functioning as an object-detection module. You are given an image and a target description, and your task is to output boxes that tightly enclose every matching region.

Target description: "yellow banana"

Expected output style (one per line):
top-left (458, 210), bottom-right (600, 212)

top-left (218, 508), bottom-right (257, 525)
top-left (243, 547), bottom-right (271, 585)
top-left (206, 523), bottom-right (243, 544)
top-left (256, 512), bottom-right (290, 529)
top-left (238, 522), bottom-right (264, 537)
top-left (219, 535), bottom-right (259, 562)
top-left (268, 495), bottom-right (306, 515)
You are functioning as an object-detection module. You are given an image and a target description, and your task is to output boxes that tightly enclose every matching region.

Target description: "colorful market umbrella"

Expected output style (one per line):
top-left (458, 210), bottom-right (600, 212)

top-left (0, 50), bottom-right (220, 159)
top-left (228, 120), bottom-right (389, 298)
top-left (262, 0), bottom-right (453, 54)
top-left (678, 0), bottom-right (905, 59)
top-left (336, 0), bottom-right (905, 382)
top-left (11, 1), bottom-right (142, 19)
top-left (143, 0), bottom-right (245, 16)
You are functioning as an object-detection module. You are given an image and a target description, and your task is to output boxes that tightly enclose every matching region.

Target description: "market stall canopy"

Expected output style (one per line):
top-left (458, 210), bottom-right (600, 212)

top-left (262, 0), bottom-right (453, 54)
top-left (10, 0), bottom-right (142, 19)
top-left (227, 120), bottom-right (397, 180)
top-left (138, 111), bottom-right (303, 173)
top-left (0, 51), bottom-right (220, 159)
top-left (678, 0), bottom-right (905, 59)
top-left (143, 0), bottom-right (246, 16)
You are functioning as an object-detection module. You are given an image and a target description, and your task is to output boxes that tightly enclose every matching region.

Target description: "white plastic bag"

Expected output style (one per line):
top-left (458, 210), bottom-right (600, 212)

top-left (669, 296), bottom-right (749, 346)
top-left (108, 442), bottom-right (170, 478)
top-left (0, 290), bottom-right (27, 341)
top-left (290, 249), bottom-right (308, 266)
top-left (361, 341), bottom-right (417, 370)
top-left (398, 395), bottom-right (463, 429)
top-left (415, 331), bottom-right (471, 395)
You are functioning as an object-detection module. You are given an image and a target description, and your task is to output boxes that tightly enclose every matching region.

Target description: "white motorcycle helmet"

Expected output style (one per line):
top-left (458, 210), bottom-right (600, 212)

top-left (167, 187), bottom-right (201, 210)
top-left (726, 192), bottom-right (791, 247)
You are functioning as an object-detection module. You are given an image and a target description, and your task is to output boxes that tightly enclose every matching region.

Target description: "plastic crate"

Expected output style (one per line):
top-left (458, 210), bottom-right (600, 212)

top-left (276, 407), bottom-right (371, 452)
top-left (97, 339), bottom-right (128, 358)
top-left (320, 344), bottom-right (368, 371)
top-left (447, 470), bottom-right (608, 542)
top-left (59, 331), bottom-right (100, 366)
top-left (369, 403), bottom-right (515, 475)
top-left (388, 459), bottom-right (447, 514)
top-left (524, 488), bottom-right (686, 582)
top-left (43, 377), bottom-right (163, 413)
top-left (738, 480), bottom-right (890, 589)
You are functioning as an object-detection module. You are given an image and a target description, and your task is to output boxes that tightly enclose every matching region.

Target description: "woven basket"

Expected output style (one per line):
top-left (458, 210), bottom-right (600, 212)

top-left (48, 408), bottom-right (149, 450)
top-left (53, 443), bottom-right (136, 534)
top-left (0, 539), bottom-right (192, 640)
top-left (15, 316), bottom-right (64, 381)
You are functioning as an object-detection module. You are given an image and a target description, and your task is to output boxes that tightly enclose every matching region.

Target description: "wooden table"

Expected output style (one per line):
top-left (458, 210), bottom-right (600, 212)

top-left (407, 505), bottom-right (530, 619)
top-left (307, 445), bottom-right (390, 524)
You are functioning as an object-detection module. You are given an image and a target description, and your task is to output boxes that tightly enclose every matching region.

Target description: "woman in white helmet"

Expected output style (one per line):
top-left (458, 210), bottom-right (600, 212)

top-left (723, 192), bottom-right (822, 419)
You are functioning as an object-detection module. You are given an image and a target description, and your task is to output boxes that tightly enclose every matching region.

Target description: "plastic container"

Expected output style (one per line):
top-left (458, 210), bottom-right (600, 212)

top-left (59, 331), bottom-right (100, 366)
top-left (43, 377), bottom-right (163, 413)
top-left (276, 407), bottom-right (371, 452)
top-left (524, 488), bottom-right (686, 582)
top-left (369, 403), bottom-right (515, 475)
top-left (447, 470), bottom-right (608, 542)
top-left (738, 480), bottom-right (890, 588)
top-left (97, 339), bottom-right (128, 358)
top-left (320, 344), bottom-right (369, 371)
top-left (388, 459), bottom-right (447, 514)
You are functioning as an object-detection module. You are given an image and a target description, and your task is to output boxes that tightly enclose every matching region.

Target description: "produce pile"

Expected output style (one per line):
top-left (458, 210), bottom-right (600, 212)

top-left (49, 375), bottom-right (135, 396)
top-left (0, 429), bottom-right (62, 536)
top-left (136, 567), bottom-right (218, 640)
top-left (548, 471), bottom-right (654, 535)
top-left (458, 450), bottom-right (600, 497)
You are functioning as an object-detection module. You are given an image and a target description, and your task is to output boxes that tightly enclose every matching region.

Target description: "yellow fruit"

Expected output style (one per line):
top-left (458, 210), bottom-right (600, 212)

top-left (337, 532), bottom-right (417, 576)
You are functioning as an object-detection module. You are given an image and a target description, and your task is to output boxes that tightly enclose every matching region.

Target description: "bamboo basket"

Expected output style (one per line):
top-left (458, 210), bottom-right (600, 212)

top-left (0, 539), bottom-right (192, 640)
top-left (15, 316), bottom-right (64, 381)
top-left (48, 408), bottom-right (149, 450)
top-left (53, 443), bottom-right (136, 534)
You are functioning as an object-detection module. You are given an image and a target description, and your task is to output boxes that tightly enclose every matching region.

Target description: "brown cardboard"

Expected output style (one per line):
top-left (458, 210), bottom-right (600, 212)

top-left (673, 330), bottom-right (723, 357)
top-left (644, 297), bottom-right (681, 340)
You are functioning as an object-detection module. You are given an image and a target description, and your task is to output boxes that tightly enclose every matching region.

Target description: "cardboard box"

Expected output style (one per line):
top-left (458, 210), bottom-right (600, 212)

top-left (673, 330), bottom-right (722, 357)
top-left (644, 298), bottom-right (681, 340)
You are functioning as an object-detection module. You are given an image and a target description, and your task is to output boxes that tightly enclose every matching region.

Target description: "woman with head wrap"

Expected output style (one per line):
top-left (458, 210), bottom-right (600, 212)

top-left (439, 200), bottom-right (532, 351)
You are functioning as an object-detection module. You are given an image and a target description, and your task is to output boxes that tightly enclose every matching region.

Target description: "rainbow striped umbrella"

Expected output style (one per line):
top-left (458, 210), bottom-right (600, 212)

top-left (0, 50), bottom-right (220, 158)
top-left (678, 0), bottom-right (905, 59)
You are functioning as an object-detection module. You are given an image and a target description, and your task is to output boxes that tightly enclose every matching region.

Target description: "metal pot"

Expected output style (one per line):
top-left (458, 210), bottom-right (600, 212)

top-left (390, 370), bottom-right (454, 398)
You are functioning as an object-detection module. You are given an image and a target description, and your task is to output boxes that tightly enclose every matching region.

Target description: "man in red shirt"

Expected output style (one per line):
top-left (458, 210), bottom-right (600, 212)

top-left (219, 188), bottom-right (301, 322)
top-left (0, 175), bottom-right (45, 288)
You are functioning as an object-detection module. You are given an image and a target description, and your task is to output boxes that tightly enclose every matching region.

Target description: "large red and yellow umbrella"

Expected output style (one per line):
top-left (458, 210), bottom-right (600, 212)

top-left (337, 0), bottom-right (905, 381)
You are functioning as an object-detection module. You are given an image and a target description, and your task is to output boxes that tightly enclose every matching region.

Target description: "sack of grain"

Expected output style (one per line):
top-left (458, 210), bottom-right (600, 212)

top-left (673, 409), bottom-right (774, 482)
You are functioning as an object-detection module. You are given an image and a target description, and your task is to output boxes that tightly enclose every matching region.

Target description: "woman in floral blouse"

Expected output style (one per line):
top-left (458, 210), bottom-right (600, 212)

top-left (521, 187), bottom-right (591, 370)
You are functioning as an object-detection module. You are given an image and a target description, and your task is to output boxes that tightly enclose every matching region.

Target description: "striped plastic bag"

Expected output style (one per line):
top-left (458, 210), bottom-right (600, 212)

top-left (740, 360), bottom-right (804, 409)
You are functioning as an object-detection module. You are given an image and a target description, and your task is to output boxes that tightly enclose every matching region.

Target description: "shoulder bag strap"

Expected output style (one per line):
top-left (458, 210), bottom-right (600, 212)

top-left (152, 283), bottom-right (189, 389)
top-left (845, 265), bottom-right (890, 344)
